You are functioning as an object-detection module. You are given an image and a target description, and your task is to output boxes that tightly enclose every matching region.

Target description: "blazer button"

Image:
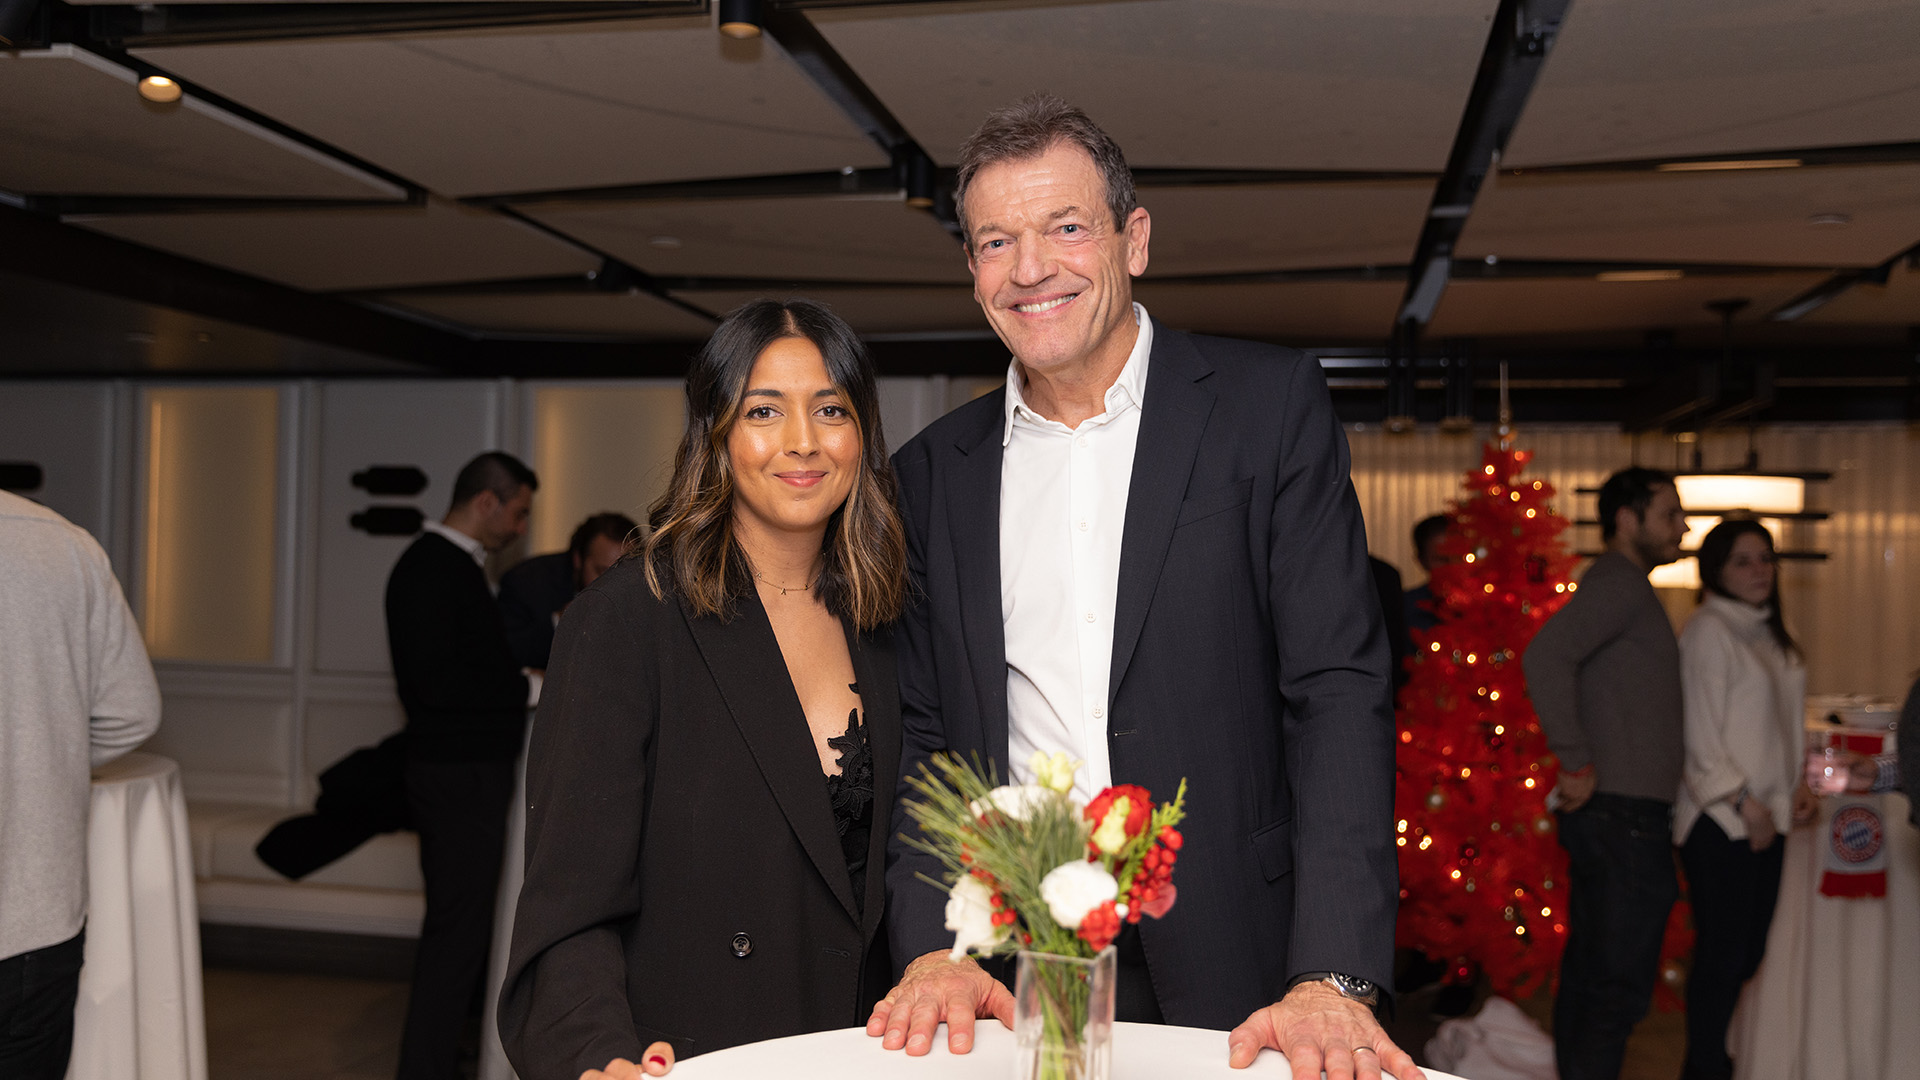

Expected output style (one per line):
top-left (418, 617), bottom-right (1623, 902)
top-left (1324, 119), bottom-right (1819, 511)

top-left (731, 932), bottom-right (753, 958)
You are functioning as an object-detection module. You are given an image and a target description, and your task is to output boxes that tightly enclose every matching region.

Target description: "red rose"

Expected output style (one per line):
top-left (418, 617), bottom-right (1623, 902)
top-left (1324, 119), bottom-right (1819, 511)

top-left (1085, 784), bottom-right (1154, 838)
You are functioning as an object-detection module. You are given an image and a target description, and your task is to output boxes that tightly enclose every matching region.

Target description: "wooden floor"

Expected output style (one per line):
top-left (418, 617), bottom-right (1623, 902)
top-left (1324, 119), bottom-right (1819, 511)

top-left (202, 966), bottom-right (1687, 1080)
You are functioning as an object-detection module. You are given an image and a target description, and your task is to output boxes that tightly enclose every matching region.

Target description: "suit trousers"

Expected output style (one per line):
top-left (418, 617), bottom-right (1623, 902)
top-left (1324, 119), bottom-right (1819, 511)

top-left (399, 757), bottom-right (517, 1080)
top-left (1553, 795), bottom-right (1679, 1080)
top-left (0, 929), bottom-right (84, 1080)
top-left (1678, 815), bottom-right (1784, 1080)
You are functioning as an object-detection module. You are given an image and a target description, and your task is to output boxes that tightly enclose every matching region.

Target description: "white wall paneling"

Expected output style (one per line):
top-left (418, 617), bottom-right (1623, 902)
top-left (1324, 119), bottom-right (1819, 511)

top-left (0, 381), bottom-right (119, 567)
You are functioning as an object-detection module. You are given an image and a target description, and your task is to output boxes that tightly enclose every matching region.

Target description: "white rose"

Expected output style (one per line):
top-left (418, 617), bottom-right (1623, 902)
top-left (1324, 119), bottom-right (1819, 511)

top-left (1037, 860), bottom-right (1119, 931)
top-left (1030, 751), bottom-right (1082, 795)
top-left (969, 784), bottom-right (1054, 822)
top-left (945, 874), bottom-right (1008, 959)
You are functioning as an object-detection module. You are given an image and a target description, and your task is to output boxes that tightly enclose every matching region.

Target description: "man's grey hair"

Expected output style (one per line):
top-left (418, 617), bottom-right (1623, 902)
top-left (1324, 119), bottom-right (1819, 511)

top-left (953, 93), bottom-right (1137, 242)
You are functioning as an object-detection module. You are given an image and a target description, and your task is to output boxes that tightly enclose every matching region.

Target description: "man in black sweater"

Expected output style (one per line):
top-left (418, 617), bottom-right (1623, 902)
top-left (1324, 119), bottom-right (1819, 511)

top-left (497, 511), bottom-right (637, 670)
top-left (386, 451), bottom-right (538, 1080)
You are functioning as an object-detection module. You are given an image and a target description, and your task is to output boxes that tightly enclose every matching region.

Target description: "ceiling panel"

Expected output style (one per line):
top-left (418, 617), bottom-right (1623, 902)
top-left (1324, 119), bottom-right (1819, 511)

top-left (1801, 261), bottom-right (1920, 326)
top-left (813, 0), bottom-right (1500, 171)
top-left (1132, 280), bottom-right (1404, 342)
top-left (1427, 273), bottom-right (1827, 337)
top-left (1505, 0), bottom-right (1920, 168)
top-left (0, 46), bottom-right (401, 199)
top-left (674, 287), bottom-right (985, 337)
top-left (1460, 165), bottom-right (1920, 268)
top-left (525, 195), bottom-right (968, 283)
top-left (380, 290), bottom-right (718, 338)
top-left (1140, 182), bottom-right (1432, 276)
top-left (72, 200), bottom-right (601, 292)
top-left (135, 18), bottom-right (889, 198)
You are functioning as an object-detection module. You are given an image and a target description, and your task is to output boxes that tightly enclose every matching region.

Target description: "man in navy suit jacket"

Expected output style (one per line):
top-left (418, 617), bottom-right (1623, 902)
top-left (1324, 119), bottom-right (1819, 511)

top-left (870, 96), bottom-right (1414, 1080)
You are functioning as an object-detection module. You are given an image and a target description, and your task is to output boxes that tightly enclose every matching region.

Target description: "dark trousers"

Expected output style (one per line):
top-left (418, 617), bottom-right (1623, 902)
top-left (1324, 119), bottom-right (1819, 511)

top-left (0, 929), bottom-right (85, 1080)
top-left (1554, 795), bottom-right (1679, 1080)
top-left (399, 757), bottom-right (517, 1080)
top-left (1678, 815), bottom-right (1784, 1080)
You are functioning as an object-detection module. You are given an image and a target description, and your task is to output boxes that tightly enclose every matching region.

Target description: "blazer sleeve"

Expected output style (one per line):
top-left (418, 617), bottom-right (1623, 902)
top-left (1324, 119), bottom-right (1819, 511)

top-left (1678, 617), bottom-right (1747, 809)
top-left (884, 442), bottom-right (957, 970)
top-left (1264, 355), bottom-right (1399, 992)
top-left (499, 587), bottom-right (654, 1080)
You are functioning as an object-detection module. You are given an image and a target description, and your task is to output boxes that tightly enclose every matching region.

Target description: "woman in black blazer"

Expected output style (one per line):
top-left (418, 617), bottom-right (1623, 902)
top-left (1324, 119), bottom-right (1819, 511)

top-left (499, 300), bottom-right (908, 1080)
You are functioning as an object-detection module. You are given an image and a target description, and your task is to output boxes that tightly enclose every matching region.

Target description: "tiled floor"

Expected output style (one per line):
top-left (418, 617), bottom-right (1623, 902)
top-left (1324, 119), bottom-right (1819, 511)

top-left (203, 967), bottom-right (1685, 1080)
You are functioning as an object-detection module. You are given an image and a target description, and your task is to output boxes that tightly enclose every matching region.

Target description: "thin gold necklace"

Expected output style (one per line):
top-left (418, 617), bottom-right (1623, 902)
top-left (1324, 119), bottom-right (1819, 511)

top-left (754, 570), bottom-right (818, 597)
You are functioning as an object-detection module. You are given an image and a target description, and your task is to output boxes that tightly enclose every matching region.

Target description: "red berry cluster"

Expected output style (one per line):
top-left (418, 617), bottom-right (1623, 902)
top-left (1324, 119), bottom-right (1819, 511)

top-left (1122, 826), bottom-right (1182, 924)
top-left (1077, 900), bottom-right (1122, 951)
top-left (970, 866), bottom-right (1022, 930)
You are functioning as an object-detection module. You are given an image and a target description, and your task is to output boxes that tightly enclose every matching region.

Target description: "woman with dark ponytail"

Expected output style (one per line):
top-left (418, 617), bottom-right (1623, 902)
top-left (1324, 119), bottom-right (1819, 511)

top-left (1673, 518), bottom-right (1815, 1080)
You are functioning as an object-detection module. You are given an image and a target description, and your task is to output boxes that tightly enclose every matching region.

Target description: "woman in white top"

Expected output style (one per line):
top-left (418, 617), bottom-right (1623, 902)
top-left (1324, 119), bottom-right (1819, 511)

top-left (1674, 519), bottom-right (1816, 1080)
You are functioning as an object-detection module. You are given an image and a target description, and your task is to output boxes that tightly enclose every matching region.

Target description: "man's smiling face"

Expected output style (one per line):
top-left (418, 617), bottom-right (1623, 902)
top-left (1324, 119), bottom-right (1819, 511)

top-left (963, 141), bottom-right (1150, 377)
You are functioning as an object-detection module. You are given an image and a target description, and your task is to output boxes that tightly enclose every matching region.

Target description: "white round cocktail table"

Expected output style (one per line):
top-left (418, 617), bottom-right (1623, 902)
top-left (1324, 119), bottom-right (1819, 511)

top-left (671, 1022), bottom-right (1455, 1080)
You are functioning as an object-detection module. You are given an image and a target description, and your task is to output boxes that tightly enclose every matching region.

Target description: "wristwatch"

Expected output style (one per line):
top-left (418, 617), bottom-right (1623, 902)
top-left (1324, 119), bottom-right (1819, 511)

top-left (1288, 971), bottom-right (1384, 1016)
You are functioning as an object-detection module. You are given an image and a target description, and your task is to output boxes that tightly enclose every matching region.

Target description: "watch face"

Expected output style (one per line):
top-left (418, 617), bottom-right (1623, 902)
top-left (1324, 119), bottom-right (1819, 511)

top-left (1330, 973), bottom-right (1379, 1001)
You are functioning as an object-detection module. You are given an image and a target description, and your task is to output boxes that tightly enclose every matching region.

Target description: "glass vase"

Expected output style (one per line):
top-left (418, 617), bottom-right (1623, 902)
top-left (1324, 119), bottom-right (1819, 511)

top-left (1013, 946), bottom-right (1116, 1080)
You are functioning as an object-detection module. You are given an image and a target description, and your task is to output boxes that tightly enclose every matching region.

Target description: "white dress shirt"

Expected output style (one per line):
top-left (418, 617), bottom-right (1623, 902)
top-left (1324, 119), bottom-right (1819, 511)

top-left (1001, 303), bottom-right (1153, 802)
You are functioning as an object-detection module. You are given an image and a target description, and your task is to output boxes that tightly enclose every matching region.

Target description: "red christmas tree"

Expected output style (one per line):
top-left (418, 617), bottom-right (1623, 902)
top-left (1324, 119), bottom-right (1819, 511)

top-left (1394, 442), bottom-right (1580, 997)
top-left (1394, 441), bottom-right (1694, 1006)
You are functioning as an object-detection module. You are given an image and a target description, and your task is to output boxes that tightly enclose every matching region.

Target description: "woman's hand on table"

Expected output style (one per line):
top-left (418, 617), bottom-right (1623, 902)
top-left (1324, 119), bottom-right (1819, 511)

top-left (1791, 783), bottom-right (1819, 826)
top-left (1227, 981), bottom-right (1423, 1080)
top-left (581, 1043), bottom-right (675, 1080)
top-left (867, 950), bottom-right (1015, 1056)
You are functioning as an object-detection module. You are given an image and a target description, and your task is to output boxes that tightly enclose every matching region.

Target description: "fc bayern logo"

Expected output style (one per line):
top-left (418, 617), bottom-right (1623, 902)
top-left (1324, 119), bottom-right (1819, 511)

top-left (1831, 806), bottom-right (1884, 864)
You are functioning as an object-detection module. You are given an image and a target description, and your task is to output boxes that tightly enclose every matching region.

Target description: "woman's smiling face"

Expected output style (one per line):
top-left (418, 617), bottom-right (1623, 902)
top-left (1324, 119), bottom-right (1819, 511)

top-left (727, 335), bottom-right (861, 541)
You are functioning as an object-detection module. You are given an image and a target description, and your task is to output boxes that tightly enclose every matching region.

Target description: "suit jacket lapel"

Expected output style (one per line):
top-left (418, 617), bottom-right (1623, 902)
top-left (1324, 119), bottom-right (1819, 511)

top-left (1110, 324), bottom-right (1216, 698)
top-left (949, 393), bottom-right (1011, 773)
top-left (681, 593), bottom-right (860, 923)
top-left (848, 624), bottom-right (899, 946)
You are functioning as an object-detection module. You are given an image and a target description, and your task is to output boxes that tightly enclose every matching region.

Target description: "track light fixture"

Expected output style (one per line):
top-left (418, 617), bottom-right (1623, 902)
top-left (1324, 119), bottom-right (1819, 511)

top-left (904, 153), bottom-right (935, 209)
top-left (718, 0), bottom-right (763, 39)
top-left (138, 75), bottom-right (184, 104)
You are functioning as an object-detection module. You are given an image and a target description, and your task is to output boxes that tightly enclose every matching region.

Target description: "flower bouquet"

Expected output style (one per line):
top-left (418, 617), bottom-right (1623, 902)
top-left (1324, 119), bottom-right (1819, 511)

top-left (903, 751), bottom-right (1187, 1080)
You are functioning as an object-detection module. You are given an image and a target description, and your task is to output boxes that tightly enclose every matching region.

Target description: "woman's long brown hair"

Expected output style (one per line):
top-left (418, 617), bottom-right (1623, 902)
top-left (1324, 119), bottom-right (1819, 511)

top-left (643, 298), bottom-right (906, 630)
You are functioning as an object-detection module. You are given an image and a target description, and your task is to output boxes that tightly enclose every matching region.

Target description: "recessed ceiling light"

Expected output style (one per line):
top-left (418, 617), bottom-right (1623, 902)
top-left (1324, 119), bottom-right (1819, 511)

top-left (718, 0), bottom-right (762, 38)
top-left (648, 236), bottom-right (682, 250)
top-left (1807, 213), bottom-right (1851, 227)
top-left (1654, 158), bottom-right (1801, 172)
top-left (137, 75), bottom-right (183, 104)
top-left (1596, 269), bottom-right (1686, 282)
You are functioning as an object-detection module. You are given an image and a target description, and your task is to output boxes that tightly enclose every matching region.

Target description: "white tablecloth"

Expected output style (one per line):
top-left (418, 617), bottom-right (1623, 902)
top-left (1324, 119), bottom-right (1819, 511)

top-left (1729, 792), bottom-right (1920, 1080)
top-left (670, 1022), bottom-right (1456, 1080)
top-left (71, 752), bottom-right (207, 1080)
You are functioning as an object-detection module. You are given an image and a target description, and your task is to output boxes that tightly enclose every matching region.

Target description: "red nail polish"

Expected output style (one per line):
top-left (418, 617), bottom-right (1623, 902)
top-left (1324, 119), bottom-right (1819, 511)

top-left (648, 1055), bottom-right (667, 1067)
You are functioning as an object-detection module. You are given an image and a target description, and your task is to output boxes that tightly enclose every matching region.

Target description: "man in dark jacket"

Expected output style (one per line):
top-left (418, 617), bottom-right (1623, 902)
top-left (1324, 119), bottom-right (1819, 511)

top-left (386, 451), bottom-right (537, 1080)
top-left (497, 511), bottom-right (637, 671)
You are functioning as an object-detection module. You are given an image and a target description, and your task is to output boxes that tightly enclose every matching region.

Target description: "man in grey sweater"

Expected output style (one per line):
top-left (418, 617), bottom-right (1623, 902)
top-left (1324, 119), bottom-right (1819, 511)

top-left (1522, 467), bottom-right (1688, 1080)
top-left (0, 491), bottom-right (161, 1080)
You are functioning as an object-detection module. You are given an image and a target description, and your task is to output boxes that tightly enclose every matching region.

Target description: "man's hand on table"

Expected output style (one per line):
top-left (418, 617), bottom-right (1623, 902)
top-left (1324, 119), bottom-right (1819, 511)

top-left (867, 951), bottom-right (1015, 1055)
top-left (580, 1043), bottom-right (674, 1079)
top-left (1227, 981), bottom-right (1424, 1080)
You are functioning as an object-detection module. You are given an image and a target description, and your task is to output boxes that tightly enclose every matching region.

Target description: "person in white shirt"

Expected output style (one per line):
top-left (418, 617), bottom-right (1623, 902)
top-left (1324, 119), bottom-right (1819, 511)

top-left (871, 94), bottom-right (1410, 1080)
top-left (0, 490), bottom-right (160, 1080)
top-left (1674, 519), bottom-right (1816, 1080)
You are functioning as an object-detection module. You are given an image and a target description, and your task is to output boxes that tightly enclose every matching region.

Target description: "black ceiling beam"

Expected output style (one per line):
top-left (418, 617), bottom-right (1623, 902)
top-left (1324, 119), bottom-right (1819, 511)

top-left (490, 205), bottom-right (722, 324)
top-left (1396, 0), bottom-right (1573, 330)
top-left (1769, 238), bottom-right (1920, 322)
top-left (80, 1), bottom-right (699, 48)
top-left (759, 6), bottom-right (960, 238)
top-left (0, 202), bottom-right (472, 370)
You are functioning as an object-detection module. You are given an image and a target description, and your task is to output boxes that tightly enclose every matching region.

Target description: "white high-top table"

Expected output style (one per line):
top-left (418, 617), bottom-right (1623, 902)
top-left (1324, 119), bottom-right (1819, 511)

top-left (72, 752), bottom-right (208, 1080)
top-left (668, 1022), bottom-right (1455, 1080)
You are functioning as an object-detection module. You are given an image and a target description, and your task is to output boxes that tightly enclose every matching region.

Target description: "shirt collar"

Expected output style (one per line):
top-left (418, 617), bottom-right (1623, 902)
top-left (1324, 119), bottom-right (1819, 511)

top-left (424, 521), bottom-right (487, 568)
top-left (1002, 302), bottom-right (1153, 445)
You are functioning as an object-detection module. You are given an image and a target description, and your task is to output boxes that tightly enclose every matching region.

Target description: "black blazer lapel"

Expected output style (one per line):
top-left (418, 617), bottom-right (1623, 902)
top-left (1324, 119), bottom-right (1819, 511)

top-left (949, 397), bottom-right (1011, 775)
top-left (681, 593), bottom-right (860, 923)
top-left (849, 625), bottom-right (899, 947)
top-left (1109, 325), bottom-right (1216, 698)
